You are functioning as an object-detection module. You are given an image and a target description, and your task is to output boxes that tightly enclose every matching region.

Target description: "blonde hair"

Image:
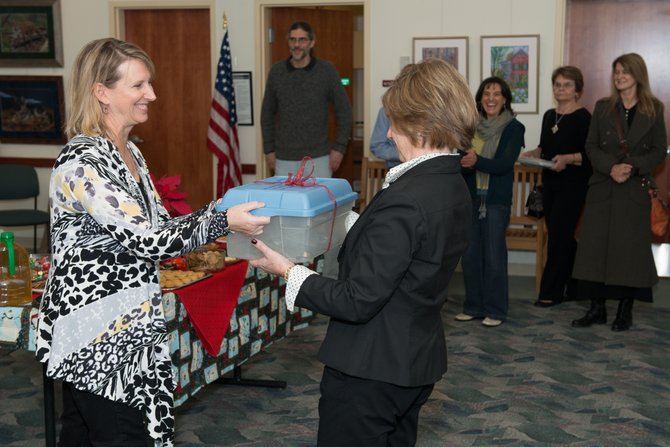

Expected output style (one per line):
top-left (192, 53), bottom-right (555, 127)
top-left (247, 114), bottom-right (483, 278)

top-left (65, 38), bottom-right (155, 139)
top-left (382, 58), bottom-right (478, 151)
top-left (608, 53), bottom-right (661, 119)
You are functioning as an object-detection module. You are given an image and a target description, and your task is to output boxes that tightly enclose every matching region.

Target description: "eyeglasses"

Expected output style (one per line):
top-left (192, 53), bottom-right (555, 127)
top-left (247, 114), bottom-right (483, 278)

top-left (553, 82), bottom-right (575, 90)
top-left (288, 37), bottom-right (311, 44)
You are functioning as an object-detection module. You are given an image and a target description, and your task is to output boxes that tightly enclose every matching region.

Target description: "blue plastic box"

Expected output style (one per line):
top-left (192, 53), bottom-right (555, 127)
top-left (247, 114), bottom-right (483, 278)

top-left (219, 177), bottom-right (358, 262)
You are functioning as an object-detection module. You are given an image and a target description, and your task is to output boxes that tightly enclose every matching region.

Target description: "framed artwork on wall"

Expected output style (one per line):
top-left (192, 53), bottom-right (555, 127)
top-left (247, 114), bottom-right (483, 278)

top-left (0, 0), bottom-right (63, 67)
top-left (0, 75), bottom-right (66, 144)
top-left (481, 35), bottom-right (539, 114)
top-left (412, 36), bottom-right (468, 81)
top-left (232, 71), bottom-right (254, 126)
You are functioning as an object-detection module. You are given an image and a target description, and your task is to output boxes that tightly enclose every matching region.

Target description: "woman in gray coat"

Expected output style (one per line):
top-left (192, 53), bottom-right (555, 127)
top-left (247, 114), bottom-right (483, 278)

top-left (571, 53), bottom-right (666, 331)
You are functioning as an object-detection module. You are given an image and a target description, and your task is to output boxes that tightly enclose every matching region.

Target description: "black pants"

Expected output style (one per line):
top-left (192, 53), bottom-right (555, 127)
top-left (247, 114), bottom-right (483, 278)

top-left (317, 366), bottom-right (434, 447)
top-left (539, 183), bottom-right (586, 301)
top-left (59, 382), bottom-right (149, 447)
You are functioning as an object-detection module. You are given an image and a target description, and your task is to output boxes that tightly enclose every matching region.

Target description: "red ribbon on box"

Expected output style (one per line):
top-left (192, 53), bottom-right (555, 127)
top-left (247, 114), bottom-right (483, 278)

top-left (262, 157), bottom-right (338, 251)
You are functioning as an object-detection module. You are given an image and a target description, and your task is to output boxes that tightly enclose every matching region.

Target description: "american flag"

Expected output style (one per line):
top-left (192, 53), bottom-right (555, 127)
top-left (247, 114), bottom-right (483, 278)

top-left (207, 29), bottom-right (242, 197)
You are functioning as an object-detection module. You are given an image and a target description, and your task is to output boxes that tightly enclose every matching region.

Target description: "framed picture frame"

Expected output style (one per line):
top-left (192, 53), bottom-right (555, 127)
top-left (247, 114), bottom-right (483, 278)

top-left (232, 71), bottom-right (253, 126)
top-left (481, 35), bottom-right (539, 114)
top-left (0, 75), bottom-right (66, 144)
top-left (0, 0), bottom-right (63, 67)
top-left (412, 36), bottom-right (468, 81)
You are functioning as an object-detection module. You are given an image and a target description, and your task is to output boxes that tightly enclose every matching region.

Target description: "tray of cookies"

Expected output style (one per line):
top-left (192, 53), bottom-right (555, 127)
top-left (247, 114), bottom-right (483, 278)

top-left (160, 269), bottom-right (212, 291)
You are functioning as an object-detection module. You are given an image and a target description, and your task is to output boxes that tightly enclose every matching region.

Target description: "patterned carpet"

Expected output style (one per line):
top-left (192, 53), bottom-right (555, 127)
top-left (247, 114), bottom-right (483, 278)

top-left (2, 275), bottom-right (670, 446)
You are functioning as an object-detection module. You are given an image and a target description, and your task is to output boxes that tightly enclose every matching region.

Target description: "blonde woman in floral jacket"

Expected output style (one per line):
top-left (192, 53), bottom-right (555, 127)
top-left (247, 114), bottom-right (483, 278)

top-left (36, 38), bottom-right (268, 446)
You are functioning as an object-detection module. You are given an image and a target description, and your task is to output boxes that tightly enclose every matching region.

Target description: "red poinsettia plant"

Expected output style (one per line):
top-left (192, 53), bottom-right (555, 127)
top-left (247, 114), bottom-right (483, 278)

top-left (151, 174), bottom-right (193, 217)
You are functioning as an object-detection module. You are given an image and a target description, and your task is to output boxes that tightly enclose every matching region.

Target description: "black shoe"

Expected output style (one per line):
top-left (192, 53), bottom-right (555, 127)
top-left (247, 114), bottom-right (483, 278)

top-left (572, 312), bottom-right (607, 327)
top-left (534, 299), bottom-right (561, 308)
top-left (561, 293), bottom-right (576, 302)
top-left (572, 298), bottom-right (606, 327)
top-left (611, 298), bottom-right (633, 331)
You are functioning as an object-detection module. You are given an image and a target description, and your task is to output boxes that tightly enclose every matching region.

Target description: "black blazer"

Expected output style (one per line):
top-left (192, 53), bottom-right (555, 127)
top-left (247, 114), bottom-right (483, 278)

top-left (296, 155), bottom-right (471, 387)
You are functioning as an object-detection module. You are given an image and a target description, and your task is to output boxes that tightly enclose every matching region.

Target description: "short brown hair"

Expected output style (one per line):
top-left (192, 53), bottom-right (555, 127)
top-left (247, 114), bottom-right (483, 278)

top-left (382, 58), bottom-right (478, 151)
top-left (65, 38), bottom-right (155, 139)
top-left (288, 21), bottom-right (315, 40)
top-left (552, 65), bottom-right (584, 94)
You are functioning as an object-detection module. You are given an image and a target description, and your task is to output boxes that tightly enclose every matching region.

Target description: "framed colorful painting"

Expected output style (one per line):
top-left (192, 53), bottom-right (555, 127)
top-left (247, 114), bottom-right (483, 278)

top-left (0, 76), bottom-right (66, 144)
top-left (413, 36), bottom-right (468, 81)
top-left (481, 35), bottom-right (539, 114)
top-left (0, 0), bottom-right (63, 67)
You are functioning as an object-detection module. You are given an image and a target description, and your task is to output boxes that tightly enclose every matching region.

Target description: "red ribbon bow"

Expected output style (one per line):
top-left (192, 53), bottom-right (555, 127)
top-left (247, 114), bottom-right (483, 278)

top-left (264, 156), bottom-right (338, 251)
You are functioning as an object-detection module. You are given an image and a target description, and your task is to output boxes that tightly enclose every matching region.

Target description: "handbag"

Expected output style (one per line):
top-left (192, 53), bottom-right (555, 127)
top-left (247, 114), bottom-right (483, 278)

top-left (525, 183), bottom-right (544, 218)
top-left (612, 110), bottom-right (669, 237)
top-left (649, 186), bottom-right (669, 237)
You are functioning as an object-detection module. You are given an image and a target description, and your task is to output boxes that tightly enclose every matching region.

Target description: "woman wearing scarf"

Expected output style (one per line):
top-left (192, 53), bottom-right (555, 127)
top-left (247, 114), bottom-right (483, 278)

top-left (456, 77), bottom-right (525, 327)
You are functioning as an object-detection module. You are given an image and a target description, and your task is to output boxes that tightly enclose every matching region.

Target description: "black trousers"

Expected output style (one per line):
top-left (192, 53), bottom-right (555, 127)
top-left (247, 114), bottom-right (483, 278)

top-left (539, 183), bottom-right (586, 301)
top-left (59, 382), bottom-right (149, 447)
top-left (317, 366), bottom-right (434, 447)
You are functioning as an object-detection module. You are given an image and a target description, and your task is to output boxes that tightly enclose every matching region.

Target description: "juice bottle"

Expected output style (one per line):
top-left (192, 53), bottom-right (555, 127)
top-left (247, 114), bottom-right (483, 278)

top-left (0, 232), bottom-right (32, 306)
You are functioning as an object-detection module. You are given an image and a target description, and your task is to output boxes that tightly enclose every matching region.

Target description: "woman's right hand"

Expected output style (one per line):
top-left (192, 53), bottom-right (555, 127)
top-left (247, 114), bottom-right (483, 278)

top-left (226, 201), bottom-right (271, 236)
top-left (460, 150), bottom-right (477, 169)
top-left (610, 163), bottom-right (633, 183)
top-left (521, 147), bottom-right (541, 159)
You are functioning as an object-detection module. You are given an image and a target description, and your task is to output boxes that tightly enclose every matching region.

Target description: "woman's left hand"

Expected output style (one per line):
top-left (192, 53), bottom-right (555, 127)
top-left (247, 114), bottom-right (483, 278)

top-left (249, 239), bottom-right (294, 277)
top-left (610, 163), bottom-right (633, 183)
top-left (226, 202), bottom-right (271, 236)
top-left (552, 154), bottom-right (569, 172)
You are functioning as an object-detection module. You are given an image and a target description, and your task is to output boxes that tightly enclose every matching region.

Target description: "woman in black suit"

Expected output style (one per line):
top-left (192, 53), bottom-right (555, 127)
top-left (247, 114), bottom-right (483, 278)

top-left (249, 58), bottom-right (478, 446)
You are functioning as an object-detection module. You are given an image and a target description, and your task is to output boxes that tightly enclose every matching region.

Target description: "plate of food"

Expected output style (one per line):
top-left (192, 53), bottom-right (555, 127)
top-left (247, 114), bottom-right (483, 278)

top-left (32, 278), bottom-right (47, 294)
top-left (160, 270), bottom-right (212, 291)
top-left (518, 157), bottom-right (555, 169)
top-left (224, 256), bottom-right (242, 265)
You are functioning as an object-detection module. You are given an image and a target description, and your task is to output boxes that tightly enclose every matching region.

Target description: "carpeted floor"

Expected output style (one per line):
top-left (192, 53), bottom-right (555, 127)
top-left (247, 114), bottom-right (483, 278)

top-left (2, 275), bottom-right (670, 446)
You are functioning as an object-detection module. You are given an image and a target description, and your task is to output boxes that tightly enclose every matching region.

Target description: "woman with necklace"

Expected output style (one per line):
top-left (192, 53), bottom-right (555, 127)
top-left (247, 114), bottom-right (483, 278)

top-left (522, 66), bottom-right (592, 307)
top-left (571, 53), bottom-right (666, 331)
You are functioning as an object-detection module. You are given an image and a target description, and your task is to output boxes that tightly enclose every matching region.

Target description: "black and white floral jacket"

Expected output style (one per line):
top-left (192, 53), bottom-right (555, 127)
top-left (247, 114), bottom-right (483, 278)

top-left (36, 135), bottom-right (228, 446)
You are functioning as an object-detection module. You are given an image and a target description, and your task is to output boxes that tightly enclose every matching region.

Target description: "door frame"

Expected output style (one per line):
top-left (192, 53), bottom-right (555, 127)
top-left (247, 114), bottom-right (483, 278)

top-left (254, 0), bottom-right (369, 178)
top-left (108, 1), bottom-right (217, 61)
top-left (108, 0), bottom-right (218, 195)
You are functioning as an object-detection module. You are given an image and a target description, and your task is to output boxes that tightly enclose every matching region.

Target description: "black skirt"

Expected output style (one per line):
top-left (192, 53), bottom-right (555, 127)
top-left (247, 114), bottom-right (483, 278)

top-left (577, 279), bottom-right (653, 302)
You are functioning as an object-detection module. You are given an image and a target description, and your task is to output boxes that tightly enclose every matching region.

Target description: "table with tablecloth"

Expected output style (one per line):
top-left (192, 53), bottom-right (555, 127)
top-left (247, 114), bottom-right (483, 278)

top-left (164, 259), bottom-right (317, 405)
top-left (1, 256), bottom-right (320, 407)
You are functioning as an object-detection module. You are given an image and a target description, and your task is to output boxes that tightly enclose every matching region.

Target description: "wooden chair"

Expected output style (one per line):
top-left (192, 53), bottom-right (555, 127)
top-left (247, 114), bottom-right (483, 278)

top-left (506, 163), bottom-right (547, 292)
top-left (359, 157), bottom-right (388, 212)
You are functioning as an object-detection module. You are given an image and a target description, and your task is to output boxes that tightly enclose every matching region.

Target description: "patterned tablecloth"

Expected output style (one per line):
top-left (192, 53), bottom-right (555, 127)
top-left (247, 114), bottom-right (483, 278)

top-left (0, 258), bottom-right (321, 406)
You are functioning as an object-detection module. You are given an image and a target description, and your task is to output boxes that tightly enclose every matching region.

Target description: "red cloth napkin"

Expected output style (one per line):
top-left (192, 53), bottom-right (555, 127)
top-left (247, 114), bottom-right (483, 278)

top-left (176, 260), bottom-right (249, 356)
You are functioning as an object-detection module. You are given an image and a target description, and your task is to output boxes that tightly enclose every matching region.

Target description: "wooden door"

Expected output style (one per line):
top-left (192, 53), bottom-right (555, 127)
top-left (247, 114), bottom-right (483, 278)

top-left (565, 0), bottom-right (670, 243)
top-left (124, 9), bottom-right (213, 209)
top-left (268, 7), bottom-right (354, 182)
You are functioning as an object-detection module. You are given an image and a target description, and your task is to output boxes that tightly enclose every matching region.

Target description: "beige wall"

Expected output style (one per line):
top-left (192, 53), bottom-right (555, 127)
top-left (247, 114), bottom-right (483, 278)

top-left (0, 0), bottom-right (562, 250)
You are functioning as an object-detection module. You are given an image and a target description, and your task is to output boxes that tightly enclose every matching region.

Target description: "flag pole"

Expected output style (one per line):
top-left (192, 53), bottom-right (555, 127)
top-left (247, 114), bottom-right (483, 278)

top-left (207, 11), bottom-right (242, 196)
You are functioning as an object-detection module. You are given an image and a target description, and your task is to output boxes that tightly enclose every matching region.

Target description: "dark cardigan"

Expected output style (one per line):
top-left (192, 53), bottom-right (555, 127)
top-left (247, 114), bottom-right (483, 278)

top-left (462, 119), bottom-right (525, 207)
